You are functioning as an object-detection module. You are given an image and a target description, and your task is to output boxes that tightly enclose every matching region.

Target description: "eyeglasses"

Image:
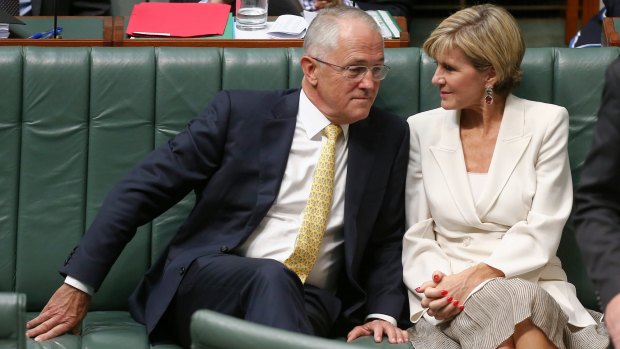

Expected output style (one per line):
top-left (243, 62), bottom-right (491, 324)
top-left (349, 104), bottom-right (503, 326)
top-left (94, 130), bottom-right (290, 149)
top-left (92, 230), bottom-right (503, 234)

top-left (311, 57), bottom-right (390, 81)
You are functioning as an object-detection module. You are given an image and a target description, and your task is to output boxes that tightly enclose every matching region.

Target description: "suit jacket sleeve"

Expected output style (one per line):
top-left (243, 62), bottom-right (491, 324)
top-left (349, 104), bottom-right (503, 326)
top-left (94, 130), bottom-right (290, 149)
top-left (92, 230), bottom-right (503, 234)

top-left (60, 91), bottom-right (234, 290)
top-left (362, 118), bottom-right (409, 322)
top-left (575, 59), bottom-right (620, 310)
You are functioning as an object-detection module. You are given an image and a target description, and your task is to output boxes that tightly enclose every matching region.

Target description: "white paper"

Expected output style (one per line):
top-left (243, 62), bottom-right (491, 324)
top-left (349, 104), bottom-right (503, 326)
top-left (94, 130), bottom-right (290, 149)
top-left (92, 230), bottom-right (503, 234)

top-left (267, 15), bottom-right (307, 38)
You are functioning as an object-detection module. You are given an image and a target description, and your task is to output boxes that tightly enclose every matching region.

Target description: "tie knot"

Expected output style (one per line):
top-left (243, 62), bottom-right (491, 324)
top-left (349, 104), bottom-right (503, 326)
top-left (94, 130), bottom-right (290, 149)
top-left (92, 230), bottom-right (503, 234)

top-left (323, 124), bottom-right (342, 141)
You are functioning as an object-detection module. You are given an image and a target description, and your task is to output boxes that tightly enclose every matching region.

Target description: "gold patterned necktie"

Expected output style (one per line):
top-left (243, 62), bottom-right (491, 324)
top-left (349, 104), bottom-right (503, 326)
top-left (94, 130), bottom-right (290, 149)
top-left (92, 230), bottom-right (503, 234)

top-left (284, 124), bottom-right (342, 283)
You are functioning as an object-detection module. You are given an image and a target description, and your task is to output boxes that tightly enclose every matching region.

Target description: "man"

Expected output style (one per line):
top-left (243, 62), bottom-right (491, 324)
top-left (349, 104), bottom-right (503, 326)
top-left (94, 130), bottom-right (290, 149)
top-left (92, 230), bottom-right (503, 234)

top-left (26, 6), bottom-right (410, 348)
top-left (574, 57), bottom-right (620, 348)
top-left (20, 0), bottom-right (110, 16)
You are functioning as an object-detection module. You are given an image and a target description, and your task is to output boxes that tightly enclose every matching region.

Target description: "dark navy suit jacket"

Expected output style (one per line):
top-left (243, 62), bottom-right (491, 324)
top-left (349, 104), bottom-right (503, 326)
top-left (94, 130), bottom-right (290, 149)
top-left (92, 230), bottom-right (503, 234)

top-left (60, 89), bottom-right (409, 334)
top-left (575, 59), bottom-right (620, 312)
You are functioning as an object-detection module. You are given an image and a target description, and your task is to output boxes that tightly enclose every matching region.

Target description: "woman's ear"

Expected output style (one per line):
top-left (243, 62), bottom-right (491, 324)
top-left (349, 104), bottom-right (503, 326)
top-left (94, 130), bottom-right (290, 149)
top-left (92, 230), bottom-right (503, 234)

top-left (301, 56), bottom-right (319, 86)
top-left (485, 67), bottom-right (497, 86)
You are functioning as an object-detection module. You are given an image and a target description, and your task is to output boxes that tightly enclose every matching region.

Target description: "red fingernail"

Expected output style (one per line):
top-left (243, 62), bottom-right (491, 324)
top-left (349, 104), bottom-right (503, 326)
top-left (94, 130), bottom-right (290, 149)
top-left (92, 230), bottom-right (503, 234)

top-left (440, 290), bottom-right (448, 296)
top-left (453, 300), bottom-right (459, 306)
top-left (433, 275), bottom-right (440, 282)
top-left (459, 305), bottom-right (465, 311)
top-left (446, 296), bottom-right (453, 302)
top-left (415, 287), bottom-right (422, 293)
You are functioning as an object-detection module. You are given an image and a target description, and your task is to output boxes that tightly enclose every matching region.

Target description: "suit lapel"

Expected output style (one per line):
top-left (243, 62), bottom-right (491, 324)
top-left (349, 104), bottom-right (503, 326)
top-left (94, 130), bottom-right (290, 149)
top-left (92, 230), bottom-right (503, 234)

top-left (344, 115), bottom-right (380, 268)
top-left (476, 95), bottom-right (532, 217)
top-left (246, 91), bottom-right (299, 230)
top-left (429, 110), bottom-right (481, 226)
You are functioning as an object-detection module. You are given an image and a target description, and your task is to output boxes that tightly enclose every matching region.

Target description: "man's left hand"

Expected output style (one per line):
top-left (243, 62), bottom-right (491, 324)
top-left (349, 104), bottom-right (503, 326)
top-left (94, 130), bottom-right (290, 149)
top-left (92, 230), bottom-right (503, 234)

top-left (346, 319), bottom-right (409, 344)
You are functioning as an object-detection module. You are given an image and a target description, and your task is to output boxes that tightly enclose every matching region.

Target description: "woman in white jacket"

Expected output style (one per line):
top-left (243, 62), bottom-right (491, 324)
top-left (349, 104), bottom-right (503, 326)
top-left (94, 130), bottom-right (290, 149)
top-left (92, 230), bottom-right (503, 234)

top-left (402, 4), bottom-right (608, 349)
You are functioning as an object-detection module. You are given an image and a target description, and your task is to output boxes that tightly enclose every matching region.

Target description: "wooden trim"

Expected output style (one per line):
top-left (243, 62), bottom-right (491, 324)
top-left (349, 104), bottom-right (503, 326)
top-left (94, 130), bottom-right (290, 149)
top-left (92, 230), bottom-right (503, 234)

top-left (602, 17), bottom-right (620, 47)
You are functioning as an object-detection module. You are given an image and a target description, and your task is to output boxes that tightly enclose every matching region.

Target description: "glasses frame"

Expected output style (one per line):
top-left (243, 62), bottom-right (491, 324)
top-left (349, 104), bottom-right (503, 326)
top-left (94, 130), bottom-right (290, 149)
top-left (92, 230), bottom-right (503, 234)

top-left (310, 57), bottom-right (390, 81)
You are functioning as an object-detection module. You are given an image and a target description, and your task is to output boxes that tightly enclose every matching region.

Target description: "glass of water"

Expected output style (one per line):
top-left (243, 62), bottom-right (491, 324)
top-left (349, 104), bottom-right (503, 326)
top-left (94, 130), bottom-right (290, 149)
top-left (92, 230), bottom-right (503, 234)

top-left (236, 0), bottom-right (268, 30)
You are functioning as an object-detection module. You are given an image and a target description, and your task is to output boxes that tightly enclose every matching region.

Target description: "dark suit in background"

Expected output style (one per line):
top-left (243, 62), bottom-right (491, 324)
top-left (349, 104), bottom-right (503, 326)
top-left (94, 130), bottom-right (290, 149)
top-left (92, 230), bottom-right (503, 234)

top-left (354, 0), bottom-right (412, 26)
top-left (574, 58), bottom-right (620, 348)
top-left (30, 0), bottom-right (110, 15)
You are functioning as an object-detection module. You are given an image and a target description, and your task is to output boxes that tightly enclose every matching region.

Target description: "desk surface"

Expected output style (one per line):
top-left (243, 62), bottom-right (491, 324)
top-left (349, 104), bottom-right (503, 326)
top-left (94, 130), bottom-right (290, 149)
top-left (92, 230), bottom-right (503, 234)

top-left (1, 16), bottom-right (113, 47)
top-left (0, 15), bottom-right (409, 48)
top-left (114, 16), bottom-right (410, 48)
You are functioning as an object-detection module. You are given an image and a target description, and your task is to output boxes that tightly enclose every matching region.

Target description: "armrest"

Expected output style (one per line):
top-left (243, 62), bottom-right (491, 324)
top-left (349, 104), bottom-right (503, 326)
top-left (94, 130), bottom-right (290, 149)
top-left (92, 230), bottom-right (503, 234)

top-left (0, 293), bottom-right (26, 349)
top-left (191, 309), bottom-right (411, 349)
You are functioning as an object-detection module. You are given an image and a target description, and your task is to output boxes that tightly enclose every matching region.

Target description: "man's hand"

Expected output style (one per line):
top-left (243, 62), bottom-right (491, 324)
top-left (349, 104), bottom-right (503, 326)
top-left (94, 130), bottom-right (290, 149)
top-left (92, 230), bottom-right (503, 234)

top-left (26, 283), bottom-right (91, 342)
top-left (314, 0), bottom-right (343, 10)
top-left (346, 319), bottom-right (409, 344)
top-left (605, 293), bottom-right (620, 348)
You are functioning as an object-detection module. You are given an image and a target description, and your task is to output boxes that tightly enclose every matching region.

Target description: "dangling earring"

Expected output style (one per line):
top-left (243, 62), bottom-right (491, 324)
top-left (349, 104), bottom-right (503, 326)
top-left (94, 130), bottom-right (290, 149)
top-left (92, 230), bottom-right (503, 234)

top-left (485, 86), bottom-right (494, 105)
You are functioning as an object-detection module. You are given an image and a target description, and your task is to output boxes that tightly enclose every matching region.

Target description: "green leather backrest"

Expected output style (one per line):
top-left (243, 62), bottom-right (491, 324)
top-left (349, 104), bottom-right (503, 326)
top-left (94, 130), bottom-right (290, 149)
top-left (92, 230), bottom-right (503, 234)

top-left (0, 46), bottom-right (617, 312)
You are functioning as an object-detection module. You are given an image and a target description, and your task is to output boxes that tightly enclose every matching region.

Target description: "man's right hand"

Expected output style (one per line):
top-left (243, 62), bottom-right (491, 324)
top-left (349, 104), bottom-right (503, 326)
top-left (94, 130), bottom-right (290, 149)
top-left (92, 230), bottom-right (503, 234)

top-left (26, 283), bottom-right (91, 342)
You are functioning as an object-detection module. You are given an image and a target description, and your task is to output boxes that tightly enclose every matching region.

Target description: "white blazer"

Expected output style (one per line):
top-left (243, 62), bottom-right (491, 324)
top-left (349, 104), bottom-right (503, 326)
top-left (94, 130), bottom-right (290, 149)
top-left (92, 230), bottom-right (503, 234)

top-left (402, 95), bottom-right (596, 327)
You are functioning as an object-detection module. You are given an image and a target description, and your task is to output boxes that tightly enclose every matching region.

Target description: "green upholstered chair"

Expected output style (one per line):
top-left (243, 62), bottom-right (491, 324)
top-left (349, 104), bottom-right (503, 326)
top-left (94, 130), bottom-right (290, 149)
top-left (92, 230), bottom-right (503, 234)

top-left (0, 46), bottom-right (617, 349)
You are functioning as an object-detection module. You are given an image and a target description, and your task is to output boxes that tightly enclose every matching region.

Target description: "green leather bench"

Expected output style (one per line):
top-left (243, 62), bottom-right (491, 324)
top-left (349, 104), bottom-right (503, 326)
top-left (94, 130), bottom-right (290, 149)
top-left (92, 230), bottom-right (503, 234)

top-left (0, 46), bottom-right (617, 349)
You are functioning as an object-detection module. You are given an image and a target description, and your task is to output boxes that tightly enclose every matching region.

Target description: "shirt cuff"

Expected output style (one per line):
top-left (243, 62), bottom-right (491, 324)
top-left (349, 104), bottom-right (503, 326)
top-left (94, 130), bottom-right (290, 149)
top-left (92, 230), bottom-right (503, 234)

top-left (65, 276), bottom-right (95, 296)
top-left (365, 313), bottom-right (397, 326)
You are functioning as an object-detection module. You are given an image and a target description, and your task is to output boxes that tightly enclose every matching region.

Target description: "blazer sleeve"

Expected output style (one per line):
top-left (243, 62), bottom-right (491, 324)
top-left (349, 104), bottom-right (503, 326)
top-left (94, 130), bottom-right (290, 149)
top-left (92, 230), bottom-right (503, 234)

top-left (574, 59), bottom-right (620, 310)
top-left (60, 91), bottom-right (234, 290)
top-left (402, 116), bottom-right (452, 322)
top-left (482, 107), bottom-right (573, 279)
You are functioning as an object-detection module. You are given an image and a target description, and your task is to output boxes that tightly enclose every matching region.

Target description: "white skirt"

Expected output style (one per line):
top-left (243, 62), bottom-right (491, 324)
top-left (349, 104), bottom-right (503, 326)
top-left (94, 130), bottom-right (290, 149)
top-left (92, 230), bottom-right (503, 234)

top-left (407, 278), bottom-right (609, 349)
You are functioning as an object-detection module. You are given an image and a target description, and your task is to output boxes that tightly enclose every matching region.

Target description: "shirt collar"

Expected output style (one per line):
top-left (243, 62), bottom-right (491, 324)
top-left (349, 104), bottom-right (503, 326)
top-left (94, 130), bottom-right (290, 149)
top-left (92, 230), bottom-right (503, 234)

top-left (298, 89), bottom-right (350, 141)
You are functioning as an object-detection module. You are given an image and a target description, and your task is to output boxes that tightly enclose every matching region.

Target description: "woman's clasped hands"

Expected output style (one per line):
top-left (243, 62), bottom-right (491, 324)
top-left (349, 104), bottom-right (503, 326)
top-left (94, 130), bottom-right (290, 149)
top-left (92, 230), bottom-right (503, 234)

top-left (416, 271), bottom-right (464, 321)
top-left (416, 264), bottom-right (504, 321)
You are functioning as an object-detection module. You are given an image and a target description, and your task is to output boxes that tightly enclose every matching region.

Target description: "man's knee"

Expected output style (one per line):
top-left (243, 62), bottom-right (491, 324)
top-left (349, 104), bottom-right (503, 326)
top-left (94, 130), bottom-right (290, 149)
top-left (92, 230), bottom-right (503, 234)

top-left (246, 258), bottom-right (301, 291)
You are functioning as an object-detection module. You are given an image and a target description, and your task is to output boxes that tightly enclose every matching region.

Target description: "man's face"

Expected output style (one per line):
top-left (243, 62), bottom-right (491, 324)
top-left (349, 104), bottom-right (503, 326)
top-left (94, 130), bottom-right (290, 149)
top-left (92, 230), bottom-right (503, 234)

top-left (310, 21), bottom-right (385, 125)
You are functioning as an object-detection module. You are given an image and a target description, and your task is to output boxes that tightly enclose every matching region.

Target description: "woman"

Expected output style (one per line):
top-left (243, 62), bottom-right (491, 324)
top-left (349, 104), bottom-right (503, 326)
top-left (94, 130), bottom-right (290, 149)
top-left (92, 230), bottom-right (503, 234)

top-left (402, 4), bottom-right (608, 349)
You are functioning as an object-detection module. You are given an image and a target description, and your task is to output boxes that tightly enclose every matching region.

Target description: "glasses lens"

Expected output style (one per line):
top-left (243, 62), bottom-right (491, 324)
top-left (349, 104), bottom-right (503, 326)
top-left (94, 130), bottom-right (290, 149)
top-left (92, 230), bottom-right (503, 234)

top-left (345, 66), bottom-right (368, 80)
top-left (371, 66), bottom-right (390, 80)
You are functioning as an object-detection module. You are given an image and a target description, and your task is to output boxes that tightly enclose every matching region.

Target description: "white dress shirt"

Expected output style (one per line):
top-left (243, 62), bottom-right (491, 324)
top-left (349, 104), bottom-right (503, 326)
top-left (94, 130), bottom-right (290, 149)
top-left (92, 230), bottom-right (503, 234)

top-left (236, 89), bottom-right (349, 291)
top-left (19, 0), bottom-right (31, 15)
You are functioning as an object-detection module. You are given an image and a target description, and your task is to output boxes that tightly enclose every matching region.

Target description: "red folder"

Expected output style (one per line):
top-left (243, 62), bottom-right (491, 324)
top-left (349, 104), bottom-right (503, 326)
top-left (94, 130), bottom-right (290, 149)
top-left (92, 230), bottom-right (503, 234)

top-left (126, 3), bottom-right (231, 38)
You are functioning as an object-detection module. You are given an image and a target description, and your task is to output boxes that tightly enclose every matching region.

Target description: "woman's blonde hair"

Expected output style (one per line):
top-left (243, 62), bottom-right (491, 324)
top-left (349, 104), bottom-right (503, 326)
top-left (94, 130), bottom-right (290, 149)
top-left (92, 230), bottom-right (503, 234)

top-left (423, 4), bottom-right (525, 96)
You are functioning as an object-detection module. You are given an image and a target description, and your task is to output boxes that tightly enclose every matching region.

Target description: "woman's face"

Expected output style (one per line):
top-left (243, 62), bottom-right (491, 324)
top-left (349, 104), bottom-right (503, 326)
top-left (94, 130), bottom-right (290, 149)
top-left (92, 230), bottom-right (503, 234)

top-left (431, 47), bottom-right (490, 111)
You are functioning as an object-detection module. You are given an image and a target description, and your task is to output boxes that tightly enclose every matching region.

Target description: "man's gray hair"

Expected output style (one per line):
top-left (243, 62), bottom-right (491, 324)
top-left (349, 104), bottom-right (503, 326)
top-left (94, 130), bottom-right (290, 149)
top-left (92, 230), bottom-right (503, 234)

top-left (303, 6), bottom-right (383, 58)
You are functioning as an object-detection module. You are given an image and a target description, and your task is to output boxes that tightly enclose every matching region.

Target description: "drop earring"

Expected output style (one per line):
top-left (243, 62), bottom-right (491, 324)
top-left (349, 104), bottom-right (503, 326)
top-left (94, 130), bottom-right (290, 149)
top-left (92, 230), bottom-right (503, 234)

top-left (485, 86), bottom-right (494, 105)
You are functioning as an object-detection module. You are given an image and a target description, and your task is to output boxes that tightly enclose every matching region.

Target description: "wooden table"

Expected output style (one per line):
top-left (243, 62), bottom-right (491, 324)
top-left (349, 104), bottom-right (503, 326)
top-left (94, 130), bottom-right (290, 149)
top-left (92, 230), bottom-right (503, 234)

top-left (113, 16), bottom-right (410, 48)
top-left (603, 17), bottom-right (620, 47)
top-left (1, 16), bottom-right (114, 47)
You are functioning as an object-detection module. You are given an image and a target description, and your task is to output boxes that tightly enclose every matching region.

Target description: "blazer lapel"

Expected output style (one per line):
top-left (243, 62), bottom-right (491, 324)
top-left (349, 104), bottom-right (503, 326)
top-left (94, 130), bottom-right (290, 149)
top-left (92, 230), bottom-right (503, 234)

top-left (476, 95), bottom-right (532, 217)
top-left (245, 91), bottom-right (299, 230)
top-left (429, 110), bottom-right (481, 227)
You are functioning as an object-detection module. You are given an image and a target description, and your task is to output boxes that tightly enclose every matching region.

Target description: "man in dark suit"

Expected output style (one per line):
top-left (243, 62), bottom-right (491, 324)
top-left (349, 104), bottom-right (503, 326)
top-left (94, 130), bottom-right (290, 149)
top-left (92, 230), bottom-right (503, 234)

top-left (574, 58), bottom-right (620, 348)
top-left (26, 6), bottom-right (409, 348)
top-left (23, 0), bottom-right (110, 15)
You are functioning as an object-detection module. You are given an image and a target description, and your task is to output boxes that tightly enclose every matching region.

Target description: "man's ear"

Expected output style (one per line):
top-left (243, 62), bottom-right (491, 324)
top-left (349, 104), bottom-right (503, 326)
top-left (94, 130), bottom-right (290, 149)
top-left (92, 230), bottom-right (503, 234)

top-left (301, 56), bottom-right (319, 86)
